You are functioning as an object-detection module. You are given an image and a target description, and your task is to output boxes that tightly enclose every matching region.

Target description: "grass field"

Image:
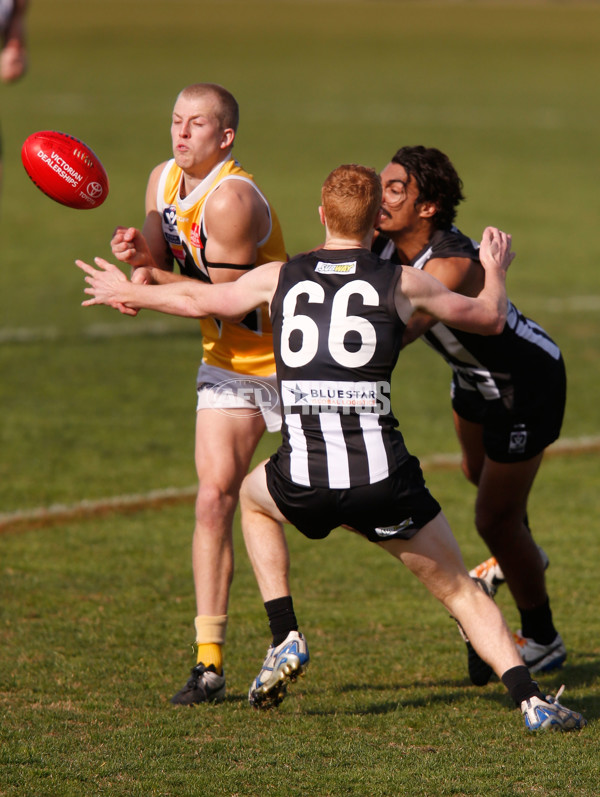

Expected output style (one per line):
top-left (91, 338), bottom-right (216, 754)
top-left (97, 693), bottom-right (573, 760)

top-left (1, 1), bottom-right (599, 795)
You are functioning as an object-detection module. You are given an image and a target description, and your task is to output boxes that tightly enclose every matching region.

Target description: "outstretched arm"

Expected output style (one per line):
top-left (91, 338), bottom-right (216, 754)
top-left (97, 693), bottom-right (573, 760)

top-left (76, 257), bottom-right (282, 322)
top-left (397, 227), bottom-right (514, 335)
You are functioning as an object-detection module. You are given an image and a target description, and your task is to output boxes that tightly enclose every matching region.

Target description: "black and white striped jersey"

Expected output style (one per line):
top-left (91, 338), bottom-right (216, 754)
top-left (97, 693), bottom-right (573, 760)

top-left (374, 228), bottom-right (562, 410)
top-left (269, 248), bottom-right (410, 489)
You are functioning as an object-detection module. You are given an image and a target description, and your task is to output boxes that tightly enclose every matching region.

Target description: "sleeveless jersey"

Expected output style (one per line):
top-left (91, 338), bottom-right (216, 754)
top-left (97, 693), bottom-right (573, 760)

top-left (156, 157), bottom-right (286, 376)
top-left (269, 248), bottom-right (410, 489)
top-left (374, 228), bottom-right (562, 411)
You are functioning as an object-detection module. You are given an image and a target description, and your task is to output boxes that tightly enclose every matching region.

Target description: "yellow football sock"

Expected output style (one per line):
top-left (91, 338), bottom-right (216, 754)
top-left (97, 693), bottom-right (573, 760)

top-left (196, 643), bottom-right (223, 674)
top-left (194, 615), bottom-right (228, 675)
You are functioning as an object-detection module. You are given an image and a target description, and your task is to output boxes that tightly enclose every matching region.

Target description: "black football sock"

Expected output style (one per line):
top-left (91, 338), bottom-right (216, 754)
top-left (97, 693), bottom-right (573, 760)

top-left (519, 598), bottom-right (557, 645)
top-left (501, 665), bottom-right (544, 707)
top-left (264, 596), bottom-right (298, 647)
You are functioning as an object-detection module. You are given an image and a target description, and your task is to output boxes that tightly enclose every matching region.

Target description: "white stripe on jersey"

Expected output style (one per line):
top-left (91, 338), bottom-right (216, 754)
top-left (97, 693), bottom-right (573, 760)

top-left (506, 304), bottom-right (561, 360)
top-left (286, 414), bottom-right (311, 486)
top-left (426, 323), bottom-right (502, 400)
top-left (412, 228), bottom-right (479, 271)
top-left (379, 239), bottom-right (396, 261)
top-left (359, 413), bottom-right (390, 483)
top-left (412, 245), bottom-right (434, 271)
top-left (319, 412), bottom-right (351, 489)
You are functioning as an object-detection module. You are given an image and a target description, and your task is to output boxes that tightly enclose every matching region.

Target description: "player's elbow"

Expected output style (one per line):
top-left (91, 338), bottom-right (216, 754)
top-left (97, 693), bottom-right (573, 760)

top-left (212, 309), bottom-right (246, 324)
top-left (227, 311), bottom-right (247, 324)
top-left (482, 311), bottom-right (507, 336)
top-left (184, 299), bottom-right (243, 322)
top-left (173, 296), bottom-right (209, 318)
top-left (189, 303), bottom-right (212, 319)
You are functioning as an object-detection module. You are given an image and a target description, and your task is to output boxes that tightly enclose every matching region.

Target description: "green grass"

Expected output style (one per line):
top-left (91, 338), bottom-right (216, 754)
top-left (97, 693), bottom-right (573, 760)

top-left (1, 1), bottom-right (599, 794)
top-left (1, 458), bottom-right (599, 795)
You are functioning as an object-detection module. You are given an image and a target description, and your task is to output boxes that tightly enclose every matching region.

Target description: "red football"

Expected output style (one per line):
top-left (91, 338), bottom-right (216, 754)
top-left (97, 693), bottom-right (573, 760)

top-left (21, 130), bottom-right (109, 210)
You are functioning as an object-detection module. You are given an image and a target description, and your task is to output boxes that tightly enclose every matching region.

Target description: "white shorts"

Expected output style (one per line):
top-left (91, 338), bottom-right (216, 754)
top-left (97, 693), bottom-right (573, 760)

top-left (196, 363), bottom-right (281, 433)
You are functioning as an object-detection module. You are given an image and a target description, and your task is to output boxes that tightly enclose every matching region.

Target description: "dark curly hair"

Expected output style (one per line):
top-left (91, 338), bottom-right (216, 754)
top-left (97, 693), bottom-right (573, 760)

top-left (391, 146), bottom-right (465, 230)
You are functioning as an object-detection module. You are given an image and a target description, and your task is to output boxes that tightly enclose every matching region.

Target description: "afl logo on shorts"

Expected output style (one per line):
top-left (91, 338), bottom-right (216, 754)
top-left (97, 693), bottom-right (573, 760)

top-left (207, 378), bottom-right (280, 418)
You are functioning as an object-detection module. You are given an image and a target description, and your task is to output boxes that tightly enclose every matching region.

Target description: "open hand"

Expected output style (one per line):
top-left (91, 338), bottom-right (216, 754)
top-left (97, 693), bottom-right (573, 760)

top-left (76, 257), bottom-right (138, 315)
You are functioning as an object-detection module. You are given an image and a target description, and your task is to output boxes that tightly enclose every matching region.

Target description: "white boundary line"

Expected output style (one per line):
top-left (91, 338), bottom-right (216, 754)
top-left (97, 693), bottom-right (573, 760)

top-left (2, 295), bottom-right (600, 344)
top-left (0, 486), bottom-right (198, 533)
top-left (0, 320), bottom-right (190, 344)
top-left (2, 435), bottom-right (600, 534)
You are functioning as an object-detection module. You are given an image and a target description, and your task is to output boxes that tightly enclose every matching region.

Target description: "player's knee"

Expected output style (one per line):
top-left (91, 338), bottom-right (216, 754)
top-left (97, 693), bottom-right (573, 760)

top-left (195, 481), bottom-right (237, 522)
top-left (434, 571), bottom-right (474, 616)
top-left (474, 505), bottom-right (520, 544)
top-left (475, 508), bottom-right (500, 542)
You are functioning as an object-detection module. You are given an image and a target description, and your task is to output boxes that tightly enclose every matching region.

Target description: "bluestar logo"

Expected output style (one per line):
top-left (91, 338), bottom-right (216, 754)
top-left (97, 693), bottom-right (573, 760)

top-left (281, 380), bottom-right (391, 414)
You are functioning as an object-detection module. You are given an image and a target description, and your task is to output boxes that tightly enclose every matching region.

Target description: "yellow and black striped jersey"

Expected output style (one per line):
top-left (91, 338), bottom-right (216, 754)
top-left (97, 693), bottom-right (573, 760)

top-left (156, 157), bottom-right (286, 376)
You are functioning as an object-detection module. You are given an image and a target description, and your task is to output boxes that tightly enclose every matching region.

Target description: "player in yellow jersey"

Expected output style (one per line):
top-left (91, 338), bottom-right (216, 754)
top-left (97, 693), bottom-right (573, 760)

top-left (109, 83), bottom-right (287, 704)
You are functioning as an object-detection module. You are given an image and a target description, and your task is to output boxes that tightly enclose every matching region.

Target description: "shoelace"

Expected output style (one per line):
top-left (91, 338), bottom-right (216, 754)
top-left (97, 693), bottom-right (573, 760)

top-left (552, 684), bottom-right (565, 703)
top-left (187, 663), bottom-right (209, 687)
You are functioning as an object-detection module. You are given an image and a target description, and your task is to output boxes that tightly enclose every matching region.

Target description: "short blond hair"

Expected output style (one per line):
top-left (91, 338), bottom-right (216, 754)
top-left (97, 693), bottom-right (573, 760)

top-left (177, 83), bottom-right (239, 132)
top-left (321, 164), bottom-right (382, 239)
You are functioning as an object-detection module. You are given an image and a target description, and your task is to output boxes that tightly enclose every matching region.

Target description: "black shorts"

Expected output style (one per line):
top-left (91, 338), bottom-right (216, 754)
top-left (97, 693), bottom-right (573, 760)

top-left (265, 455), bottom-right (441, 543)
top-left (451, 356), bottom-right (566, 463)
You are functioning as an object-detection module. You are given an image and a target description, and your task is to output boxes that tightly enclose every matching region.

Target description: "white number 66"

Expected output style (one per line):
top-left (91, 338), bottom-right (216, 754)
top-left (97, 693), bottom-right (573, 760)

top-left (280, 280), bottom-right (379, 368)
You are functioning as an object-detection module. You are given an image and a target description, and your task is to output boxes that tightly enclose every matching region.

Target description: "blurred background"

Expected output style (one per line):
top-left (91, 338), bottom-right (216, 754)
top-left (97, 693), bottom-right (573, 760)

top-left (1, 5), bottom-right (599, 793)
top-left (1, 0), bottom-right (599, 517)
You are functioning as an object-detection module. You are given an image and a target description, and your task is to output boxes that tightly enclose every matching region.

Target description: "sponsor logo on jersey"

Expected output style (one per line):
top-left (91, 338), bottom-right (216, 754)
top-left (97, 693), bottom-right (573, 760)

top-left (190, 222), bottom-right (202, 248)
top-left (374, 517), bottom-right (414, 537)
top-left (170, 244), bottom-right (185, 261)
top-left (281, 380), bottom-right (390, 414)
top-left (163, 206), bottom-right (177, 229)
top-left (315, 260), bottom-right (357, 275)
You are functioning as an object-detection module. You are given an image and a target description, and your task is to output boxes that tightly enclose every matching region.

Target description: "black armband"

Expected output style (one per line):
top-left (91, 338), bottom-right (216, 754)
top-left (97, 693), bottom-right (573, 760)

top-left (206, 261), bottom-right (255, 271)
